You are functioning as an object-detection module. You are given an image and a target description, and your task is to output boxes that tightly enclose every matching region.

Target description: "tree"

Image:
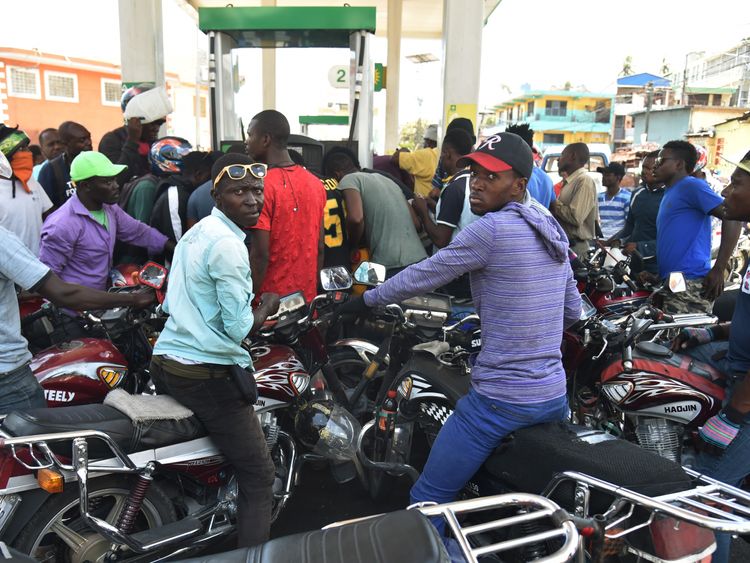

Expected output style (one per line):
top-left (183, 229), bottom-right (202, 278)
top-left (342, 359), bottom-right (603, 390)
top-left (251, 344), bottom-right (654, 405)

top-left (661, 58), bottom-right (671, 77)
top-left (398, 119), bottom-right (429, 151)
top-left (563, 81), bottom-right (572, 91)
top-left (620, 56), bottom-right (633, 77)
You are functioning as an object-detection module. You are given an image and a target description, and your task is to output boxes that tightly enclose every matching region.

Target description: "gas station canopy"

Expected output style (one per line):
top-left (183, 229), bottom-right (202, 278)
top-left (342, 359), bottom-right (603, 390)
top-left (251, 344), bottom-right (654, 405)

top-left (188, 0), bottom-right (501, 40)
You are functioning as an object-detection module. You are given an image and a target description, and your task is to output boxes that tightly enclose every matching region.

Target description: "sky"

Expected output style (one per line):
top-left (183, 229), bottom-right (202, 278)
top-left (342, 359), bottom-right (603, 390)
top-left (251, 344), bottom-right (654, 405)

top-left (2, 0), bottom-right (749, 149)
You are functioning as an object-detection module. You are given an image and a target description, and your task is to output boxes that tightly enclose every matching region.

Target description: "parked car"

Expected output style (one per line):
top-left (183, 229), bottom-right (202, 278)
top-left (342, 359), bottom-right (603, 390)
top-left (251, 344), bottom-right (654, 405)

top-left (541, 143), bottom-right (612, 192)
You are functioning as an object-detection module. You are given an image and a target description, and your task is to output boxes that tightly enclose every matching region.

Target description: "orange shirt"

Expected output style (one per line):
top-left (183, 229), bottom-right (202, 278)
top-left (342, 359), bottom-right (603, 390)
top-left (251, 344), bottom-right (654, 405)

top-left (253, 165), bottom-right (326, 301)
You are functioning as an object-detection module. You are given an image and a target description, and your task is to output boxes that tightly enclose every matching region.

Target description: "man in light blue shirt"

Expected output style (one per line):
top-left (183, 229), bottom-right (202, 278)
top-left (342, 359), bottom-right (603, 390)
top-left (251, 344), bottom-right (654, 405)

top-left (151, 153), bottom-right (279, 548)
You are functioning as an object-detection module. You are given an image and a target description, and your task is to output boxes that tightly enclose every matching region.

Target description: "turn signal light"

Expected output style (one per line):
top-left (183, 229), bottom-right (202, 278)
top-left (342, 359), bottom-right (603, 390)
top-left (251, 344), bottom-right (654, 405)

top-left (37, 468), bottom-right (64, 493)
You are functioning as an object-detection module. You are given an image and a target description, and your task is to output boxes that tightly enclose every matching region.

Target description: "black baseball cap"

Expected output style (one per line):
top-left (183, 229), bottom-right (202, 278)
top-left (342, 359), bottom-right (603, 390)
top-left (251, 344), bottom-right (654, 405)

top-left (596, 162), bottom-right (626, 178)
top-left (456, 132), bottom-right (533, 179)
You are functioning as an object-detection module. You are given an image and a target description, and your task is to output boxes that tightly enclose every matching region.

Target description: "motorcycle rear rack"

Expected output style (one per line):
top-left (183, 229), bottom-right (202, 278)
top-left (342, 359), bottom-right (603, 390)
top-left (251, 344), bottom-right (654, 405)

top-left (0, 428), bottom-right (138, 474)
top-left (545, 470), bottom-right (750, 536)
top-left (325, 492), bottom-right (580, 563)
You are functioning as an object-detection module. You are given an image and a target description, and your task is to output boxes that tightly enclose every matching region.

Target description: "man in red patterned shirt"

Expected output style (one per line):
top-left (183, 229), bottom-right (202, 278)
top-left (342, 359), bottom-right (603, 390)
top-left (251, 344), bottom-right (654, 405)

top-left (245, 110), bottom-right (326, 301)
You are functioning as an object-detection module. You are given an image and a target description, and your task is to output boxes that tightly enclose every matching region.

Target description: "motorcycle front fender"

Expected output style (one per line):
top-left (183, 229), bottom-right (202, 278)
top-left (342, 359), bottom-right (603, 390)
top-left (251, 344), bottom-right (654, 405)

top-left (329, 338), bottom-right (389, 367)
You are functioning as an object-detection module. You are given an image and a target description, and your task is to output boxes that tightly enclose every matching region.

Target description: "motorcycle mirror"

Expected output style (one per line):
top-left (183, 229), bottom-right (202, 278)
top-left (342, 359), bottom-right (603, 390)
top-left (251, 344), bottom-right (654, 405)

top-left (668, 272), bottom-right (687, 293)
top-left (353, 262), bottom-right (386, 286)
top-left (0, 151), bottom-right (10, 179)
top-left (138, 262), bottom-right (167, 289)
top-left (320, 267), bottom-right (353, 291)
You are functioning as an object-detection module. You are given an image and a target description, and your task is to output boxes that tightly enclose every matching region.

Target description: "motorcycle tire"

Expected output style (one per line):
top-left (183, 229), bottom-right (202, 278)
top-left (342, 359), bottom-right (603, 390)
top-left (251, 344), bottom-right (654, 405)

top-left (13, 475), bottom-right (177, 561)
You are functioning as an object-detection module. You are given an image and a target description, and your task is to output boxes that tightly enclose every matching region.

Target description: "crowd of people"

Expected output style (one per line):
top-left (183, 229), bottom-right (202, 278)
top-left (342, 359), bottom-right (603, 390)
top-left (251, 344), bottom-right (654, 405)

top-left (2, 81), bottom-right (750, 562)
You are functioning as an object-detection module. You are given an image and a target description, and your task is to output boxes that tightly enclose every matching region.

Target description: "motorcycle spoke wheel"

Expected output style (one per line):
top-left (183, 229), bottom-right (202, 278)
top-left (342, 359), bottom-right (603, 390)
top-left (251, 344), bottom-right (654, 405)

top-left (13, 477), bottom-right (176, 563)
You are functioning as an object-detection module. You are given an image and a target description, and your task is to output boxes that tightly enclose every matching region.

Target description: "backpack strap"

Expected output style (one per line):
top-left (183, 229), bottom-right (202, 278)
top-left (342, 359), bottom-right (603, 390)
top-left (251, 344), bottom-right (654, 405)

top-left (167, 186), bottom-right (183, 242)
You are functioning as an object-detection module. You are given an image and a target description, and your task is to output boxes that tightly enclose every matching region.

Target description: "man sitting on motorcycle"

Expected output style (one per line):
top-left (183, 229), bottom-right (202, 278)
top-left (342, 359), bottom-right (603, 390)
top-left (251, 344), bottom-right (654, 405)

top-left (672, 149), bottom-right (750, 563)
top-left (342, 132), bottom-right (582, 524)
top-left (150, 153), bottom-right (280, 548)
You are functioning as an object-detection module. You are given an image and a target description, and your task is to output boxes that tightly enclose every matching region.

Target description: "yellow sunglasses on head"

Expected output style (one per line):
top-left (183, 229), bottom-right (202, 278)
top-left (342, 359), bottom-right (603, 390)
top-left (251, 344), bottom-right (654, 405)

top-left (213, 163), bottom-right (268, 188)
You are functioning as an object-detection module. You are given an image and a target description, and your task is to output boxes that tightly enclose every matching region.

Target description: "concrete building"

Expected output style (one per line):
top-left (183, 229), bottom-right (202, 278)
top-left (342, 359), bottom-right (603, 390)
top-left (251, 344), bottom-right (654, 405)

top-left (671, 39), bottom-right (750, 107)
top-left (631, 105), bottom-right (749, 147)
top-left (0, 46), bottom-right (210, 149)
top-left (492, 90), bottom-right (613, 149)
top-left (613, 73), bottom-right (671, 149)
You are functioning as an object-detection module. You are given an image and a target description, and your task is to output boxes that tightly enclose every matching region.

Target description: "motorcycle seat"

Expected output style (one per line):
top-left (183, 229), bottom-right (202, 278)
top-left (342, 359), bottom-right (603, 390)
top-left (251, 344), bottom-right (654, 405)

top-left (173, 509), bottom-right (449, 563)
top-left (484, 422), bottom-right (693, 514)
top-left (2, 404), bottom-right (205, 459)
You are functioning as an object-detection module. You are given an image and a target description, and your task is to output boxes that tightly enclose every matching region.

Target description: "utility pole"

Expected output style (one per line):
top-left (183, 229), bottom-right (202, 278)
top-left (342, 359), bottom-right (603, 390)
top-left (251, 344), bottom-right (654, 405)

top-left (644, 81), bottom-right (654, 140)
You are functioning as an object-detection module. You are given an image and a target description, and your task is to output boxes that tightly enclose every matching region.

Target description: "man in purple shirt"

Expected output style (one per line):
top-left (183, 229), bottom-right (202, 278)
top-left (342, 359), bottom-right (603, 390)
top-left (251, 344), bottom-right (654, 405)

top-left (40, 152), bottom-right (173, 291)
top-left (343, 132), bottom-right (581, 518)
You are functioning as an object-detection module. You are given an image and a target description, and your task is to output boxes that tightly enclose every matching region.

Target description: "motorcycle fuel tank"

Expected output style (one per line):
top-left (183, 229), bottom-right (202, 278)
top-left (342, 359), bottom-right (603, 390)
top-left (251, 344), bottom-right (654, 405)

top-left (31, 338), bottom-right (128, 407)
top-left (600, 344), bottom-right (725, 426)
top-left (251, 344), bottom-right (310, 408)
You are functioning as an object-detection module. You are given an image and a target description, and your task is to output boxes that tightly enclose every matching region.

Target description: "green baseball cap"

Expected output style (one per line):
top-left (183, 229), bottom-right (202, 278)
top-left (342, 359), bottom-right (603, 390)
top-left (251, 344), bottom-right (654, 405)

top-left (70, 151), bottom-right (127, 182)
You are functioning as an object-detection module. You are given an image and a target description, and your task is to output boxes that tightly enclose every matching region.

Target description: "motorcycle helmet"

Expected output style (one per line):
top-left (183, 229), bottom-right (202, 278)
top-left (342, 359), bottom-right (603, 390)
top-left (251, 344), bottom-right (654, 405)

top-left (0, 124), bottom-right (30, 159)
top-left (110, 264), bottom-right (141, 287)
top-left (294, 400), bottom-right (360, 462)
top-left (693, 145), bottom-right (708, 173)
top-left (120, 83), bottom-right (153, 113)
top-left (149, 136), bottom-right (192, 175)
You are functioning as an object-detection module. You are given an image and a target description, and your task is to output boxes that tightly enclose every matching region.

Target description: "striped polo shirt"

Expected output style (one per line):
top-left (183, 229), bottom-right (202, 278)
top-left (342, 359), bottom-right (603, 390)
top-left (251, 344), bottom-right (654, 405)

top-left (598, 188), bottom-right (631, 239)
top-left (364, 192), bottom-right (582, 404)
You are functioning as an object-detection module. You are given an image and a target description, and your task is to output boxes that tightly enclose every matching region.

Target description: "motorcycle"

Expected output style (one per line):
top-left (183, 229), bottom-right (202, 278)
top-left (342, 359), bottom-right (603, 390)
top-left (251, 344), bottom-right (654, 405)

top-left (572, 246), bottom-right (651, 319)
top-left (0, 383), bottom-right (362, 561)
top-left (571, 304), bottom-right (725, 465)
top-left (26, 262), bottom-right (169, 408)
top-left (174, 492), bottom-right (583, 563)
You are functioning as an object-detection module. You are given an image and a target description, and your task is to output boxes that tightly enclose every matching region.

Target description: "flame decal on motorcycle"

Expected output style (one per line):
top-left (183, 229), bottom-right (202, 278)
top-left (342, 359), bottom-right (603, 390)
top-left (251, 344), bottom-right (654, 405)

top-left (255, 358), bottom-right (307, 397)
top-left (618, 373), bottom-right (714, 407)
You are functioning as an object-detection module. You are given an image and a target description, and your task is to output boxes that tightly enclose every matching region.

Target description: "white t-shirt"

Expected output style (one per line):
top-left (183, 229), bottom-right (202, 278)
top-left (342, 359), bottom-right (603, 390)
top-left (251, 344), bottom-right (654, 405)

top-left (0, 176), bottom-right (53, 256)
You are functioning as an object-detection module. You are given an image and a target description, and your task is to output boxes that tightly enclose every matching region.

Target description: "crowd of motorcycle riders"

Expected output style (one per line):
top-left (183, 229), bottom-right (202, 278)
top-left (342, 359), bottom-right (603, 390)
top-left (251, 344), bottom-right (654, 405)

top-left (2, 81), bottom-right (750, 561)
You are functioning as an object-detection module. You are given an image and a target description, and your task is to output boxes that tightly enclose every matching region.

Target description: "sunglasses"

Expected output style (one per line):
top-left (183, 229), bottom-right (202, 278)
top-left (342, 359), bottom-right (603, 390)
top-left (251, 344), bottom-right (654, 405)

top-left (654, 156), bottom-right (678, 167)
top-left (213, 163), bottom-right (268, 188)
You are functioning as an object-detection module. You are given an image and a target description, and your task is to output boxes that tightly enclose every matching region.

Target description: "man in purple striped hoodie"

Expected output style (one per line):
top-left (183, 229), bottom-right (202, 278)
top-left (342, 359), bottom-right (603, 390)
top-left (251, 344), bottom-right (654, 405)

top-left (346, 132), bottom-right (582, 514)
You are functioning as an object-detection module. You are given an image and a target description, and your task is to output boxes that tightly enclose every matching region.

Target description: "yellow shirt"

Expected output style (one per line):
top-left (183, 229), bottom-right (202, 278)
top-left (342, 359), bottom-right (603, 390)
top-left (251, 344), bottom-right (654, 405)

top-left (398, 147), bottom-right (438, 197)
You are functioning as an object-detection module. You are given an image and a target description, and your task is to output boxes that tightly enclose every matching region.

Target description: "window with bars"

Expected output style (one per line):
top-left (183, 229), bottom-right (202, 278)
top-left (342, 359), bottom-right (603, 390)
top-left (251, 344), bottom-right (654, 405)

top-left (45, 71), bottom-right (78, 102)
top-left (8, 67), bottom-right (40, 98)
top-left (102, 79), bottom-right (121, 106)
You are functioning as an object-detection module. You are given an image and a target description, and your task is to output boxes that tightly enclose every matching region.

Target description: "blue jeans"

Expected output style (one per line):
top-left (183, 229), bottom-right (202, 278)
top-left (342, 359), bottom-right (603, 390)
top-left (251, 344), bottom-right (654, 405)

top-left (685, 342), bottom-right (748, 563)
top-left (0, 363), bottom-right (46, 415)
top-left (410, 389), bottom-right (569, 525)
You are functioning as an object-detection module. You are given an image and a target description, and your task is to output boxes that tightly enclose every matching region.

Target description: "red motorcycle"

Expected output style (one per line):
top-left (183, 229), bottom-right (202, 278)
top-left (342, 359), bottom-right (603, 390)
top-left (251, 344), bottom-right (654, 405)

top-left (23, 262), bottom-right (169, 407)
top-left (0, 274), bottom-right (376, 560)
top-left (565, 303), bottom-right (722, 464)
top-left (572, 245), bottom-right (651, 319)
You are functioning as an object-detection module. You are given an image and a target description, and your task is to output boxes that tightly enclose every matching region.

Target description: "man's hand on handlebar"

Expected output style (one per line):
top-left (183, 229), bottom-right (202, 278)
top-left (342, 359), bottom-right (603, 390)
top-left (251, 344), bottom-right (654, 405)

top-left (337, 294), bottom-right (371, 316)
top-left (671, 327), bottom-right (715, 352)
top-left (130, 289), bottom-right (157, 310)
top-left (250, 292), bottom-right (280, 334)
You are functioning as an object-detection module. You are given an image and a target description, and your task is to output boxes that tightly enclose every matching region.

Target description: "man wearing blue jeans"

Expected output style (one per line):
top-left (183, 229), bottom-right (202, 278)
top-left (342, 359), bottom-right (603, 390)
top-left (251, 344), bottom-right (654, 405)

top-left (672, 149), bottom-right (750, 563)
top-left (342, 132), bottom-right (581, 515)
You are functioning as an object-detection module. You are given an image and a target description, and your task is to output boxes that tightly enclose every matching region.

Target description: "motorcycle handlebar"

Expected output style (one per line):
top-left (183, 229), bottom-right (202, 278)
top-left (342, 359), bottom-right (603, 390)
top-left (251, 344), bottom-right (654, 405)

top-left (20, 305), bottom-right (52, 326)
